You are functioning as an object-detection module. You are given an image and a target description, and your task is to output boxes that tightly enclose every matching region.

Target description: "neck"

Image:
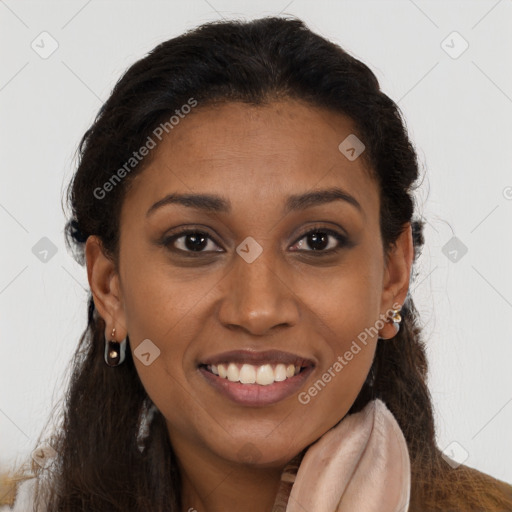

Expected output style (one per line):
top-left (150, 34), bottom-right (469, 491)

top-left (178, 451), bottom-right (284, 512)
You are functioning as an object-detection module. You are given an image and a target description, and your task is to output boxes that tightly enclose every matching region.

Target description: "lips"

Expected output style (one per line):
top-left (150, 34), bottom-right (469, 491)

top-left (197, 349), bottom-right (316, 406)
top-left (199, 349), bottom-right (315, 369)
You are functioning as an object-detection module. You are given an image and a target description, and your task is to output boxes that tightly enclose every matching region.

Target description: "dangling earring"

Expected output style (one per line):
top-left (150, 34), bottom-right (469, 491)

top-left (104, 327), bottom-right (127, 367)
top-left (378, 305), bottom-right (403, 340)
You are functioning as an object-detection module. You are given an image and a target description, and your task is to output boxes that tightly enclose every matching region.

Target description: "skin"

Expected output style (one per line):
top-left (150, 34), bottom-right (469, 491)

top-left (86, 99), bottom-right (413, 512)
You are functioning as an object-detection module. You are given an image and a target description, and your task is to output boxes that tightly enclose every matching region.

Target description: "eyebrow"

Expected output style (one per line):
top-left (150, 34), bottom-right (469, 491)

top-left (146, 187), bottom-right (363, 218)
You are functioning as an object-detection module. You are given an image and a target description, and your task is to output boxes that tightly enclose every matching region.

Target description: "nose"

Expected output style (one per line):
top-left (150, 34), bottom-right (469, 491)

top-left (217, 245), bottom-right (300, 336)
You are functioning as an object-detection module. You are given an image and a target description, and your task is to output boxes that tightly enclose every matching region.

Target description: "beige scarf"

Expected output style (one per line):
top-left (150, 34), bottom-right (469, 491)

top-left (272, 398), bottom-right (411, 512)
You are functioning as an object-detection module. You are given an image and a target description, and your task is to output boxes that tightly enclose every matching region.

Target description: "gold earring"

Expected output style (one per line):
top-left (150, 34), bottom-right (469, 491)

top-left (378, 305), bottom-right (402, 340)
top-left (391, 306), bottom-right (402, 325)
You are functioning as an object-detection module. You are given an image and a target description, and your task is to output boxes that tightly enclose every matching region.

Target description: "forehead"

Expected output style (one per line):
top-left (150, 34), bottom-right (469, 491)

top-left (123, 99), bottom-right (379, 221)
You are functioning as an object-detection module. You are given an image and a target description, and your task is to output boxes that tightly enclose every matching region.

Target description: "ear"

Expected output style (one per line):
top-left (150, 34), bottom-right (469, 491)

top-left (379, 223), bottom-right (414, 332)
top-left (85, 235), bottom-right (128, 340)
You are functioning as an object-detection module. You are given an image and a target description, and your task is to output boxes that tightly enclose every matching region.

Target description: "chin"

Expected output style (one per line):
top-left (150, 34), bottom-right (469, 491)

top-left (213, 439), bottom-right (301, 468)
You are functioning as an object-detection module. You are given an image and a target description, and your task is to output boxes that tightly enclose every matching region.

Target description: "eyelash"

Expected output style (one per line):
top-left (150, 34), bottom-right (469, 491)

top-left (161, 225), bottom-right (350, 257)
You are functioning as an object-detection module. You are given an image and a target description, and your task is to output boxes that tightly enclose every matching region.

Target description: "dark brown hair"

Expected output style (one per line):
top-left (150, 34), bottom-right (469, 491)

top-left (5, 15), bottom-right (511, 512)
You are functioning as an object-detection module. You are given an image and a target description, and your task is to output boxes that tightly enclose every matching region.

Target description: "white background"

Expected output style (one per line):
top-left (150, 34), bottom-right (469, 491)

top-left (1, 0), bottom-right (511, 483)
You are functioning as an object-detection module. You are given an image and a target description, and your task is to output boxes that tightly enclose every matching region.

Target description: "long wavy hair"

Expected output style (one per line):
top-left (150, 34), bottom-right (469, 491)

top-left (5, 16), bottom-right (512, 512)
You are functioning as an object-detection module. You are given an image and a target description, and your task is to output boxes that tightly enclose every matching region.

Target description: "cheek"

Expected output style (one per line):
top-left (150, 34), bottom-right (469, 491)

top-left (295, 255), bottom-right (381, 419)
top-left (119, 263), bottom-right (214, 422)
top-left (301, 249), bottom-right (382, 348)
top-left (120, 246), bottom-right (214, 343)
top-left (297, 310), bottom-right (378, 436)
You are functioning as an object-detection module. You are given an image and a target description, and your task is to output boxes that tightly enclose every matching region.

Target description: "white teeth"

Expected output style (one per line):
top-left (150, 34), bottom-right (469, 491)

top-left (274, 364), bottom-right (287, 382)
top-left (218, 364), bottom-right (227, 378)
top-left (239, 364), bottom-right (256, 384)
top-left (208, 362), bottom-right (304, 385)
top-left (256, 364), bottom-right (274, 385)
top-left (227, 363), bottom-right (239, 382)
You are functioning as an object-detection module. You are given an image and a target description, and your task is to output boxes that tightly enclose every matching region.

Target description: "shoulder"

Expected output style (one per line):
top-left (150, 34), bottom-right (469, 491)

top-left (461, 464), bottom-right (512, 509)
top-left (410, 462), bottom-right (512, 512)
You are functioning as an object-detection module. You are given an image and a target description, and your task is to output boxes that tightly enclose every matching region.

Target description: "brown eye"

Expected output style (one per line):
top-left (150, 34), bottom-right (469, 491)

top-left (163, 229), bottom-right (223, 254)
top-left (290, 228), bottom-right (350, 254)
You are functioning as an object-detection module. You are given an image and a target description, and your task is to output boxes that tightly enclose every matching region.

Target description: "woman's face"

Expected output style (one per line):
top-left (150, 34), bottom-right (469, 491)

top-left (87, 99), bottom-right (412, 470)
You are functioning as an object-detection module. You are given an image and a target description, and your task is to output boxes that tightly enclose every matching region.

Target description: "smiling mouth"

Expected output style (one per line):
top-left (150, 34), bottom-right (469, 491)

top-left (197, 350), bottom-right (316, 406)
top-left (199, 362), bottom-right (309, 386)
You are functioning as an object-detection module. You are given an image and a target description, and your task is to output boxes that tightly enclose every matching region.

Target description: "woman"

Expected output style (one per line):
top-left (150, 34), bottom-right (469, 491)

top-left (2, 15), bottom-right (511, 512)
